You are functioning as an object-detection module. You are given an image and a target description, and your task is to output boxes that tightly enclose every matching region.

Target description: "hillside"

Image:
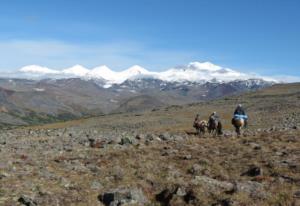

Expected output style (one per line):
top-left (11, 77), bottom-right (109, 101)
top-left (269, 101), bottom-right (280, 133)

top-left (0, 77), bottom-right (272, 127)
top-left (114, 95), bottom-right (166, 113)
top-left (0, 83), bottom-right (299, 205)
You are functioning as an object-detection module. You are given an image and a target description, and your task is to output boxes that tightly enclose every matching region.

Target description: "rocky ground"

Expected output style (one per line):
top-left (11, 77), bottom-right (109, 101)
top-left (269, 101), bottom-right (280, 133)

top-left (0, 83), bottom-right (300, 205)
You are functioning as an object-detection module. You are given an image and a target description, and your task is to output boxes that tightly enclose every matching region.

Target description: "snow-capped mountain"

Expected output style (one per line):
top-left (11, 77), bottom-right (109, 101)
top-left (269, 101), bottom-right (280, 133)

top-left (16, 61), bottom-right (278, 87)
top-left (0, 62), bottom-right (278, 126)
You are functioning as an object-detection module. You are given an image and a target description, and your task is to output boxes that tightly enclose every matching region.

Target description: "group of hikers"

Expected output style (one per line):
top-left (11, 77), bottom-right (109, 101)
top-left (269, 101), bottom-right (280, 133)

top-left (193, 104), bottom-right (248, 136)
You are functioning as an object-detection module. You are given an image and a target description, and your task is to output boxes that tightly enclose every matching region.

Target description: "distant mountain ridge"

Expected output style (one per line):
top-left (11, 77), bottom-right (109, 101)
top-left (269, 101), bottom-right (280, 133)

top-left (12, 61), bottom-right (278, 87)
top-left (0, 76), bottom-right (274, 127)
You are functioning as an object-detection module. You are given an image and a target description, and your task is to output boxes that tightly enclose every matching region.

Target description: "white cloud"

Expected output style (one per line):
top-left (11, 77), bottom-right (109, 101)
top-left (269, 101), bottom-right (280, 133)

top-left (0, 39), bottom-right (299, 83)
top-left (269, 75), bottom-right (300, 83)
top-left (20, 65), bottom-right (60, 74)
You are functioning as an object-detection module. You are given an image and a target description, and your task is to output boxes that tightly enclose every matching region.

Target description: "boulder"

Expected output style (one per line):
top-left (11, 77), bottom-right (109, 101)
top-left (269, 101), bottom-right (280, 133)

top-left (98, 187), bottom-right (148, 206)
top-left (236, 181), bottom-right (267, 199)
top-left (156, 186), bottom-right (198, 206)
top-left (193, 176), bottom-right (234, 193)
top-left (159, 132), bottom-right (172, 141)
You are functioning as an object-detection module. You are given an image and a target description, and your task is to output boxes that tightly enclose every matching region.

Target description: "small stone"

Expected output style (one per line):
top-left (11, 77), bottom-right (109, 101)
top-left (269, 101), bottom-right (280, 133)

top-left (91, 181), bottom-right (103, 190)
top-left (176, 187), bottom-right (186, 196)
top-left (173, 135), bottom-right (184, 141)
top-left (294, 191), bottom-right (300, 198)
top-left (249, 142), bottom-right (261, 150)
top-left (212, 199), bottom-right (233, 206)
top-left (189, 164), bottom-right (203, 175)
top-left (145, 134), bottom-right (154, 141)
top-left (183, 154), bottom-right (192, 160)
top-left (241, 166), bottom-right (262, 177)
top-left (159, 132), bottom-right (172, 141)
top-left (98, 187), bottom-right (148, 206)
top-left (119, 137), bottom-right (133, 145)
top-left (63, 145), bottom-right (72, 152)
top-left (135, 134), bottom-right (145, 140)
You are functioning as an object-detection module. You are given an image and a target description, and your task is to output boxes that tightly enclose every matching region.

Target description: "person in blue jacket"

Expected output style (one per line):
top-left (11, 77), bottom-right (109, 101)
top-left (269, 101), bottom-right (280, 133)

top-left (233, 104), bottom-right (248, 127)
top-left (234, 104), bottom-right (246, 115)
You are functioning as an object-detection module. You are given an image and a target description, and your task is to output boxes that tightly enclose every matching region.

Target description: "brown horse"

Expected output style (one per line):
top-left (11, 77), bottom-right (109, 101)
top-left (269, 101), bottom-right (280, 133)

top-left (232, 118), bottom-right (245, 136)
top-left (207, 118), bottom-right (223, 137)
top-left (193, 120), bottom-right (207, 136)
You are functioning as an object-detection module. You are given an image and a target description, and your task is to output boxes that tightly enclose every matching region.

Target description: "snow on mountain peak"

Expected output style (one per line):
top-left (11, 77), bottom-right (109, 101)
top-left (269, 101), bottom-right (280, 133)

top-left (92, 65), bottom-right (112, 73)
top-left (16, 61), bottom-right (278, 84)
top-left (62, 65), bottom-right (89, 76)
top-left (187, 61), bottom-right (221, 71)
top-left (89, 65), bottom-right (116, 80)
top-left (126, 65), bottom-right (149, 74)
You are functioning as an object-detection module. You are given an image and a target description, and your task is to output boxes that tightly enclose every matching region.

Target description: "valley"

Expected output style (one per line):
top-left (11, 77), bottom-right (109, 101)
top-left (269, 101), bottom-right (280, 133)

top-left (0, 77), bottom-right (272, 128)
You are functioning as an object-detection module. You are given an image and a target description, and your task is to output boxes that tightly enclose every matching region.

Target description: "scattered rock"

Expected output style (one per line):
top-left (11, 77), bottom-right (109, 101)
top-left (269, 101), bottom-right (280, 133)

top-left (0, 140), bottom-right (6, 145)
top-left (183, 190), bottom-right (197, 204)
top-left (241, 166), bottom-right (263, 177)
top-left (98, 187), bottom-right (148, 206)
top-left (172, 135), bottom-right (184, 141)
top-left (90, 181), bottom-right (103, 190)
top-left (188, 164), bottom-right (203, 175)
top-left (18, 195), bottom-right (37, 206)
top-left (212, 198), bottom-right (233, 206)
top-left (294, 191), bottom-right (300, 198)
top-left (183, 154), bottom-right (192, 160)
top-left (0, 172), bottom-right (9, 179)
top-left (135, 134), bottom-right (145, 140)
top-left (145, 134), bottom-right (155, 141)
top-left (156, 188), bottom-right (174, 205)
top-left (119, 136), bottom-right (133, 145)
top-left (63, 145), bottom-right (72, 152)
top-left (249, 142), bottom-right (261, 150)
top-left (193, 176), bottom-right (234, 193)
top-left (89, 138), bottom-right (106, 148)
top-left (156, 186), bottom-right (198, 206)
top-left (159, 132), bottom-right (172, 141)
top-left (193, 176), bottom-right (268, 199)
top-left (236, 181), bottom-right (268, 199)
top-left (175, 187), bottom-right (186, 196)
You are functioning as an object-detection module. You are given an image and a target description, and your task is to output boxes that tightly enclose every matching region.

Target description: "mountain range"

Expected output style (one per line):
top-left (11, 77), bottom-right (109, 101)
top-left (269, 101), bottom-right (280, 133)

top-left (0, 62), bottom-right (277, 127)
top-left (12, 61), bottom-right (278, 85)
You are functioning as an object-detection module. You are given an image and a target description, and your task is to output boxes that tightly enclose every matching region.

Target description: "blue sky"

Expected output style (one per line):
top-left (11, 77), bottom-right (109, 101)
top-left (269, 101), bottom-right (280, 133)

top-left (0, 0), bottom-right (300, 77)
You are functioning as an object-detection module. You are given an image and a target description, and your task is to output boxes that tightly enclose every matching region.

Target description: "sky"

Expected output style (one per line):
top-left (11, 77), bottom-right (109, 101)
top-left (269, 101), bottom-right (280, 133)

top-left (0, 0), bottom-right (300, 78)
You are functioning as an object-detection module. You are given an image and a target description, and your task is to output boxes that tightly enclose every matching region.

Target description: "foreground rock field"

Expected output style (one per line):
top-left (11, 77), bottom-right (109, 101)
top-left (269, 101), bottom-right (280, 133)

top-left (0, 83), bottom-right (300, 205)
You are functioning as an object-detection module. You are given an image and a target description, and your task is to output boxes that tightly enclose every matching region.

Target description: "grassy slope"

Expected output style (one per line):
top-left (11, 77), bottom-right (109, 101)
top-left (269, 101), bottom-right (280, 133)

top-left (28, 83), bottom-right (300, 133)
